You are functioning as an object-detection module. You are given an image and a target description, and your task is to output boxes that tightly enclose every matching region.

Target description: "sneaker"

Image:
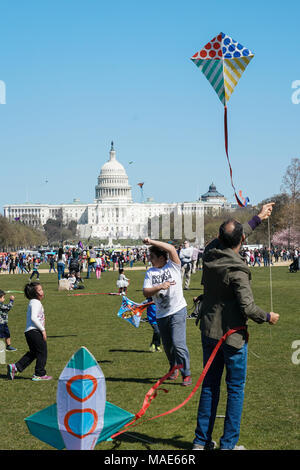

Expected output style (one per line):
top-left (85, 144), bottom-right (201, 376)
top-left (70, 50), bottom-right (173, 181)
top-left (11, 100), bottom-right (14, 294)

top-left (149, 344), bottom-right (156, 353)
top-left (168, 369), bottom-right (179, 380)
top-left (182, 375), bottom-right (192, 386)
top-left (220, 445), bottom-right (246, 450)
top-left (156, 346), bottom-right (163, 352)
top-left (192, 441), bottom-right (216, 450)
top-left (32, 375), bottom-right (52, 381)
top-left (6, 346), bottom-right (17, 351)
top-left (7, 363), bottom-right (17, 380)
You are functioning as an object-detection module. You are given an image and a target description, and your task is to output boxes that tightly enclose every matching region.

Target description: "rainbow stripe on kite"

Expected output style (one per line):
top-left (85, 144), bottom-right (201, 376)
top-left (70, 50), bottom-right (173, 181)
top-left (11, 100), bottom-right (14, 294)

top-left (191, 32), bottom-right (254, 207)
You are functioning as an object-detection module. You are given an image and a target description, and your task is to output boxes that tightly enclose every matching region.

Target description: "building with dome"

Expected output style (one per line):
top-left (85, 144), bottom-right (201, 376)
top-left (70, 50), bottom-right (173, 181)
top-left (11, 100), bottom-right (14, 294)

top-left (199, 182), bottom-right (227, 205)
top-left (3, 143), bottom-right (232, 244)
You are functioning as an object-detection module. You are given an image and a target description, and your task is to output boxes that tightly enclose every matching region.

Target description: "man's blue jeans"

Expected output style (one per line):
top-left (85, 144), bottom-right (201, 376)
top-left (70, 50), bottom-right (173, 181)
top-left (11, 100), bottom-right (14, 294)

top-left (194, 333), bottom-right (248, 449)
top-left (87, 262), bottom-right (96, 278)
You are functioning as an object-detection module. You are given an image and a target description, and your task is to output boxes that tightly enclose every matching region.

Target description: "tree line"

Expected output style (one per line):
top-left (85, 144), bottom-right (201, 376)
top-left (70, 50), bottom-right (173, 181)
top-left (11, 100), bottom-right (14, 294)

top-left (1, 158), bottom-right (299, 249)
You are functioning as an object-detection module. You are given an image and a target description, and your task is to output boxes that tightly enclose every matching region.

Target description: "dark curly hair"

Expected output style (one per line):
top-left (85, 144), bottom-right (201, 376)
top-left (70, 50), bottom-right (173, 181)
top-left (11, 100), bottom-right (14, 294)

top-left (24, 282), bottom-right (41, 300)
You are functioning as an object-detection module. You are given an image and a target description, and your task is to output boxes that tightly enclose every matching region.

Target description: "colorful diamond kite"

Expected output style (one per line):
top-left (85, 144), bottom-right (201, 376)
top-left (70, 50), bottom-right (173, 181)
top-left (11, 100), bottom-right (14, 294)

top-left (191, 32), bottom-right (254, 206)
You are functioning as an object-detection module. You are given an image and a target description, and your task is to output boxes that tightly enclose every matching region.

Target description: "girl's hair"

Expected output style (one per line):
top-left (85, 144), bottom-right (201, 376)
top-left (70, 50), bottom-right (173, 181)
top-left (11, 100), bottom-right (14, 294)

top-left (119, 268), bottom-right (124, 274)
top-left (24, 282), bottom-right (41, 300)
top-left (58, 247), bottom-right (64, 260)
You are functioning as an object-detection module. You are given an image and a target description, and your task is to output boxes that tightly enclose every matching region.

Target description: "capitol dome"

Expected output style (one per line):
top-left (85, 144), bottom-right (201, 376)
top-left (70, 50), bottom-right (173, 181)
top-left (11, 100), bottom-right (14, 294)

top-left (95, 142), bottom-right (132, 203)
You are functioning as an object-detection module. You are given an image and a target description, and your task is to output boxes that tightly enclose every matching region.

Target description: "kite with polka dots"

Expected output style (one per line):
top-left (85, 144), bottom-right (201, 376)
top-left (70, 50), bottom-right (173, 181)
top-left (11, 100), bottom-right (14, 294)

top-left (191, 33), bottom-right (253, 207)
top-left (191, 32), bottom-right (254, 105)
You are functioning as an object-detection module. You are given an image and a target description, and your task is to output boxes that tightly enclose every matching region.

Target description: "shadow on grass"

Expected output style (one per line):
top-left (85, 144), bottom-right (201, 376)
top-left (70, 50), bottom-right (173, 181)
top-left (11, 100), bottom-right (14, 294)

top-left (112, 431), bottom-right (191, 450)
top-left (47, 335), bottom-right (77, 338)
top-left (109, 349), bottom-right (149, 354)
top-left (0, 372), bottom-right (33, 381)
top-left (105, 375), bottom-right (179, 386)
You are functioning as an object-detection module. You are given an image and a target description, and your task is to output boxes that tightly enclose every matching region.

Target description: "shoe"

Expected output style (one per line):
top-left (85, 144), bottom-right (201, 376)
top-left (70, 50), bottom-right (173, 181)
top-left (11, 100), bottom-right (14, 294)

top-left (6, 346), bottom-right (17, 351)
top-left (149, 344), bottom-right (156, 353)
top-left (182, 375), bottom-right (192, 386)
top-left (7, 364), bottom-right (17, 380)
top-left (220, 445), bottom-right (246, 450)
top-left (32, 375), bottom-right (52, 381)
top-left (192, 441), bottom-right (216, 450)
top-left (168, 369), bottom-right (179, 380)
top-left (156, 346), bottom-right (163, 352)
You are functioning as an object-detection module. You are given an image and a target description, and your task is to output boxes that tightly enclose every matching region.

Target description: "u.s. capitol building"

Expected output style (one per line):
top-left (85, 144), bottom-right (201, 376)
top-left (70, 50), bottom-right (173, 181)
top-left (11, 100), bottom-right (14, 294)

top-left (3, 143), bottom-right (232, 243)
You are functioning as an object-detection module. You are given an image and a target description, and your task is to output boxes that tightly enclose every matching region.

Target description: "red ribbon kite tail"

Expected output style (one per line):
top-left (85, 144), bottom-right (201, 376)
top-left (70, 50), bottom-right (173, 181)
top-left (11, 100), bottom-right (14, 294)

top-left (110, 326), bottom-right (247, 439)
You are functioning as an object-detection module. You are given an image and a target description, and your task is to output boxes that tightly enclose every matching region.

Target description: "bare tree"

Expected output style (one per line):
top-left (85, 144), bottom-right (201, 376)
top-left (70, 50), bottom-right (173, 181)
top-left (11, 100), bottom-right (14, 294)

top-left (281, 158), bottom-right (300, 227)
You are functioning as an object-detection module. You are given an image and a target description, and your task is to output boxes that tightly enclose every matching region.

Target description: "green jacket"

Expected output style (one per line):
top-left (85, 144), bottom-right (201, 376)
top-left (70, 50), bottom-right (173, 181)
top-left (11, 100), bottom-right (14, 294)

top-left (199, 223), bottom-right (269, 349)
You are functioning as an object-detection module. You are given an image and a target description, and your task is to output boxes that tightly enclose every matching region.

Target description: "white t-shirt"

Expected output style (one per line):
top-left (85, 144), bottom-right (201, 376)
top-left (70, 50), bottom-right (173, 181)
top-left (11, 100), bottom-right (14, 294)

top-left (25, 299), bottom-right (45, 333)
top-left (143, 260), bottom-right (187, 319)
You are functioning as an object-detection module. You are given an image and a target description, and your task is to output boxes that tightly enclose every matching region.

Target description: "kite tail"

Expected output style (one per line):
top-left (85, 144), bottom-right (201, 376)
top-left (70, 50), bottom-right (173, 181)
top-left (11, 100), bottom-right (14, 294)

top-left (224, 106), bottom-right (249, 207)
top-left (110, 326), bottom-right (247, 440)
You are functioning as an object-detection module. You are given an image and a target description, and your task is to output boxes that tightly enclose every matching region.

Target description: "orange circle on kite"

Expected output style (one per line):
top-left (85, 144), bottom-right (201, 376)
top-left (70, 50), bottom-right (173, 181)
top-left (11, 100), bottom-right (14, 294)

top-left (64, 409), bottom-right (98, 439)
top-left (66, 375), bottom-right (98, 402)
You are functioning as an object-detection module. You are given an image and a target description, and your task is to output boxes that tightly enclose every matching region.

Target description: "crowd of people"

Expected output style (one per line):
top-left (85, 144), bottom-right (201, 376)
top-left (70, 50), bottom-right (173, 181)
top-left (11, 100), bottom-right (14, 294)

top-left (240, 246), bottom-right (300, 267)
top-left (1, 205), bottom-right (284, 449)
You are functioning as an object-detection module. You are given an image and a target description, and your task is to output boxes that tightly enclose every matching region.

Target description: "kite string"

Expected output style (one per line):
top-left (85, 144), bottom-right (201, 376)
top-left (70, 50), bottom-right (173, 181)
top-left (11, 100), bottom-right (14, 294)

top-left (224, 106), bottom-right (245, 208)
top-left (267, 218), bottom-right (273, 313)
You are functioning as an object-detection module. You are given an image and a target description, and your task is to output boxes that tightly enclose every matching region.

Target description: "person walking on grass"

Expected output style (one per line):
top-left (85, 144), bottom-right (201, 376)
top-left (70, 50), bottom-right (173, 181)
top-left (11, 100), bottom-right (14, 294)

top-left (143, 238), bottom-right (192, 386)
top-left (7, 282), bottom-right (52, 382)
top-left (29, 258), bottom-right (40, 281)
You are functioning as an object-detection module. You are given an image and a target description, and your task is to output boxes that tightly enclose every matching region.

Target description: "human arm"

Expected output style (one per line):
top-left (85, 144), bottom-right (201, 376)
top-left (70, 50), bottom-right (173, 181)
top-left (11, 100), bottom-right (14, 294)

top-left (143, 238), bottom-right (180, 265)
top-left (143, 280), bottom-right (175, 298)
top-left (1, 298), bottom-right (14, 312)
top-left (30, 299), bottom-right (46, 333)
top-left (230, 270), bottom-right (279, 324)
top-left (244, 202), bottom-right (275, 237)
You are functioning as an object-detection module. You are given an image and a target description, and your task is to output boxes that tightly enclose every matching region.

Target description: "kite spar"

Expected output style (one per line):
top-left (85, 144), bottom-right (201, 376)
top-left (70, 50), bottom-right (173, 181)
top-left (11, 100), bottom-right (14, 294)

top-left (191, 32), bottom-right (254, 207)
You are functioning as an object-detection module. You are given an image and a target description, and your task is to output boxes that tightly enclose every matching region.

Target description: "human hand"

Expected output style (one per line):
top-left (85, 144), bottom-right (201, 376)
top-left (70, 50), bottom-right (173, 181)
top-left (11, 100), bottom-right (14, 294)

top-left (160, 280), bottom-right (176, 290)
top-left (269, 312), bottom-right (279, 324)
top-left (258, 202), bottom-right (275, 221)
top-left (10, 296), bottom-right (15, 301)
top-left (143, 238), bottom-right (152, 245)
top-left (42, 331), bottom-right (47, 341)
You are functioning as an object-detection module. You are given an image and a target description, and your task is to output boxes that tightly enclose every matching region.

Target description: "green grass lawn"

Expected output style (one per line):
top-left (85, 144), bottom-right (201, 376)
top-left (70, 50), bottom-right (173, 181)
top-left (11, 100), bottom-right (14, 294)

top-left (0, 266), bottom-right (299, 450)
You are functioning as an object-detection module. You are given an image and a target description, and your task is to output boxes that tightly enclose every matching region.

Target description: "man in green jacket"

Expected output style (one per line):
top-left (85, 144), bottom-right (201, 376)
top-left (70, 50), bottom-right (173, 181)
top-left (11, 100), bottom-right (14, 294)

top-left (192, 203), bottom-right (279, 450)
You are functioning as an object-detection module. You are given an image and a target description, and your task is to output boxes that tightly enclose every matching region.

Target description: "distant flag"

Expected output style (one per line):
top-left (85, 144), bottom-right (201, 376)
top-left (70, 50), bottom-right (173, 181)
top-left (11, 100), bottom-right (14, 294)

top-left (78, 241), bottom-right (83, 250)
top-left (14, 217), bottom-right (20, 221)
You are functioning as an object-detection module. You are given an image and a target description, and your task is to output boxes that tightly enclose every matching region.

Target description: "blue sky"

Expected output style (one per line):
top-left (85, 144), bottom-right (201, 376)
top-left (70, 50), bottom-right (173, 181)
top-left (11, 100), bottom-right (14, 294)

top-left (0, 0), bottom-right (299, 211)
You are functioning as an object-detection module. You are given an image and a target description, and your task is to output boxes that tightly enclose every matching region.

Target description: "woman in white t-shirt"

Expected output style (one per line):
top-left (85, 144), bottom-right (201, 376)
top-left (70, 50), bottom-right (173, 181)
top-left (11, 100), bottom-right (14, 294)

top-left (143, 238), bottom-right (192, 386)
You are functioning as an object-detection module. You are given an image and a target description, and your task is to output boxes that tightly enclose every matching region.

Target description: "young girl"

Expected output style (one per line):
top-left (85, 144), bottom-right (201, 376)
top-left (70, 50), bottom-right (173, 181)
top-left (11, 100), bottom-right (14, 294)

top-left (95, 254), bottom-right (102, 280)
top-left (7, 282), bottom-right (52, 381)
top-left (116, 268), bottom-right (130, 295)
